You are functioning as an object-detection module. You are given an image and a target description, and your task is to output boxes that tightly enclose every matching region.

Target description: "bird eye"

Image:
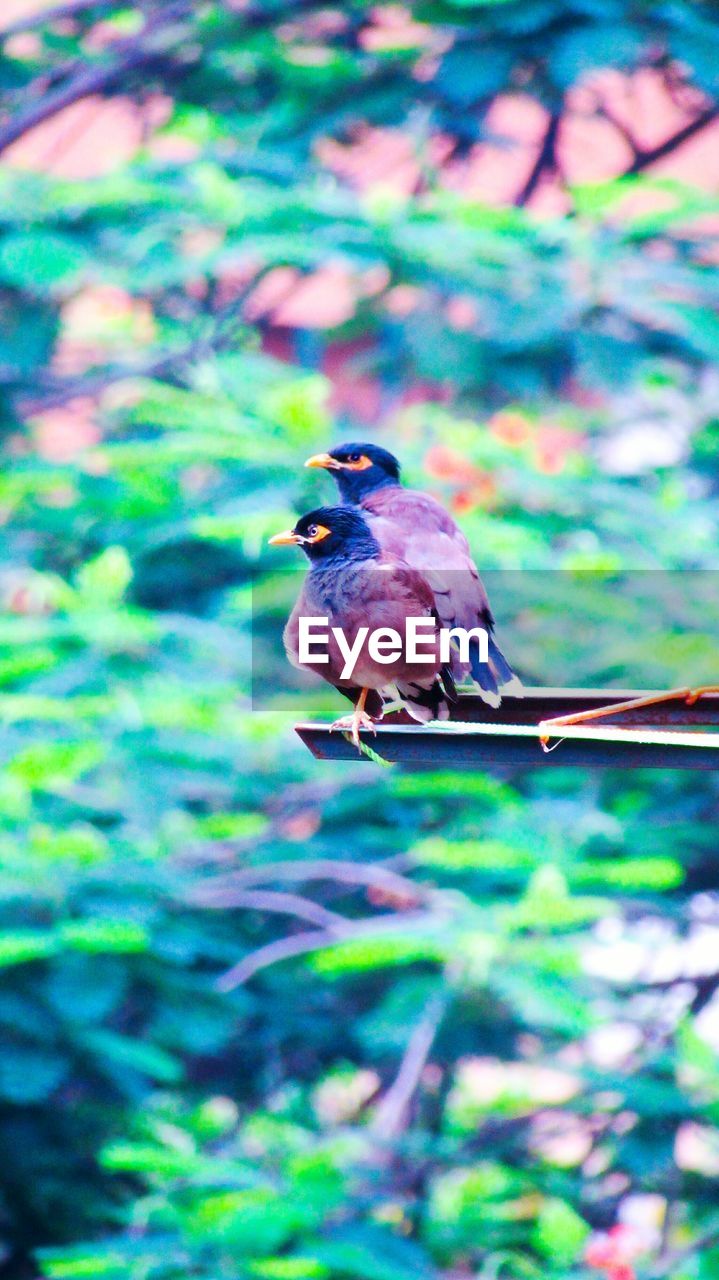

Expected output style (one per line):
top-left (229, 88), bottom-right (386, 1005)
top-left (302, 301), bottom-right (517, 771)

top-left (347, 453), bottom-right (361, 463)
top-left (307, 524), bottom-right (318, 538)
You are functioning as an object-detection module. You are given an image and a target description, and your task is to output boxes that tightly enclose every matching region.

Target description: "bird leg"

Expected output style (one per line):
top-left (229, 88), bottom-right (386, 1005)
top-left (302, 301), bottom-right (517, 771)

top-left (330, 687), bottom-right (377, 749)
top-left (538, 684), bottom-right (719, 750)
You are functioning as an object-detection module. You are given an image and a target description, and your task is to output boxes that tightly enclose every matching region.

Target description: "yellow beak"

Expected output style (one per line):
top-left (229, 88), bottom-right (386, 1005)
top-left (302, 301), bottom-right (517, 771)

top-left (304, 452), bottom-right (339, 470)
top-left (268, 529), bottom-right (299, 546)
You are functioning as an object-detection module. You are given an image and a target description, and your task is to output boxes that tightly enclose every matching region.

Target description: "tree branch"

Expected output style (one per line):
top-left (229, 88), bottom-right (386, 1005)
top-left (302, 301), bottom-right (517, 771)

top-left (217, 927), bottom-right (346, 991)
top-left (204, 858), bottom-right (428, 905)
top-left (596, 101), bottom-right (642, 160)
top-left (17, 345), bottom-right (194, 417)
top-left (690, 970), bottom-right (719, 1016)
top-left (189, 886), bottom-right (346, 930)
top-left (371, 987), bottom-right (450, 1140)
top-left (514, 110), bottom-right (561, 207)
top-left (15, 265), bottom-right (296, 417)
top-left (217, 910), bottom-right (444, 991)
top-left (637, 968), bottom-right (719, 1016)
top-left (0, 3), bottom-right (191, 157)
top-left (0, 60), bottom-right (136, 156)
top-left (624, 106), bottom-right (719, 176)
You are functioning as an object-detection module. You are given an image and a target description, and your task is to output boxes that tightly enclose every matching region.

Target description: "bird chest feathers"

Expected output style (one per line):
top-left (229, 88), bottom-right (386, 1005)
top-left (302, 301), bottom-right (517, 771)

top-left (292, 563), bottom-right (438, 687)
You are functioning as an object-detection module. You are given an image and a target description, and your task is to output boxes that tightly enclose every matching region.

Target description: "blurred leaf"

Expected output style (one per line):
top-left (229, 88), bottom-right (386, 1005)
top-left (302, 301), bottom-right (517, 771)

top-left (80, 1032), bottom-right (184, 1085)
top-left (185, 1189), bottom-right (302, 1254)
top-left (0, 930), bottom-right (57, 967)
top-left (58, 920), bottom-right (150, 954)
top-left (531, 1198), bottom-right (589, 1264)
top-left (0, 232), bottom-right (90, 293)
top-left (0, 1045), bottom-right (68, 1103)
top-left (76, 548), bottom-right (133, 605)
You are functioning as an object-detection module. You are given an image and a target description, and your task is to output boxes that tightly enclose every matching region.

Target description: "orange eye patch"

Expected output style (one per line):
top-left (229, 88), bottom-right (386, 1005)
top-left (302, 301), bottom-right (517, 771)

top-left (307, 524), bottom-right (331, 543)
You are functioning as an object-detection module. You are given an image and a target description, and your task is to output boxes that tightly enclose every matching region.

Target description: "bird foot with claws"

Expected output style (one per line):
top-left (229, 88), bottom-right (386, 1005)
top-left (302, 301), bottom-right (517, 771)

top-left (329, 688), bottom-right (378, 749)
top-left (330, 708), bottom-right (377, 749)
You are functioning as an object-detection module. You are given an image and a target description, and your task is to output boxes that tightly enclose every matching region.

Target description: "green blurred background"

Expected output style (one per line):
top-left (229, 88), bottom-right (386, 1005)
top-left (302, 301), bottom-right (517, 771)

top-left (1, 2), bottom-right (719, 1277)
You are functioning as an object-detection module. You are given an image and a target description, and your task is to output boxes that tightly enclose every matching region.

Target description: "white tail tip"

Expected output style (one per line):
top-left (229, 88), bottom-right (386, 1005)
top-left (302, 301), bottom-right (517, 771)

top-left (478, 689), bottom-right (502, 709)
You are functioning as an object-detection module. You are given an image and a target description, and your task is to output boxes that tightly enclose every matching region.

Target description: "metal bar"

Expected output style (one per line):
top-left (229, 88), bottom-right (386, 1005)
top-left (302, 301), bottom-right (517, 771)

top-left (295, 721), bottom-right (719, 770)
top-left (386, 688), bottom-right (719, 726)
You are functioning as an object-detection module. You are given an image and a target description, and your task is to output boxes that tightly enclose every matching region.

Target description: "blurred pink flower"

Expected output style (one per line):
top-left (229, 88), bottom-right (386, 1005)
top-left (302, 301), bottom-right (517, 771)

top-left (359, 6), bottom-right (440, 53)
top-left (32, 397), bottom-right (100, 462)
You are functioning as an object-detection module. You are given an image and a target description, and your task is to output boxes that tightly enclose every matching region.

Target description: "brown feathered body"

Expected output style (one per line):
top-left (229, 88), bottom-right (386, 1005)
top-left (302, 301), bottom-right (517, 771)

top-left (358, 486), bottom-right (517, 701)
top-left (283, 550), bottom-right (453, 722)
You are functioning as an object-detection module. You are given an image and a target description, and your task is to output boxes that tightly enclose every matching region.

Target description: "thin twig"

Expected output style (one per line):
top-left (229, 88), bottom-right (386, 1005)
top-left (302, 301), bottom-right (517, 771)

top-left (16, 265), bottom-right (290, 416)
top-left (0, 3), bottom-right (191, 157)
top-left (0, 59), bottom-right (141, 156)
top-left (624, 106), bottom-right (718, 176)
top-left (199, 858), bottom-right (428, 905)
top-left (217, 910), bottom-right (444, 991)
top-left (538, 685), bottom-right (719, 745)
top-left (188, 886), bottom-right (346, 929)
top-left (515, 110), bottom-right (561, 207)
top-left (690, 970), bottom-right (719, 1016)
top-left (656, 1179), bottom-right (680, 1268)
top-left (371, 986), bottom-right (450, 1140)
top-left (640, 969), bottom-right (719, 1016)
top-left (596, 101), bottom-right (642, 159)
top-left (539, 687), bottom-right (695, 734)
top-left (19, 322), bottom-right (232, 418)
top-left (19, 347), bottom-right (195, 417)
top-left (217, 927), bottom-right (341, 991)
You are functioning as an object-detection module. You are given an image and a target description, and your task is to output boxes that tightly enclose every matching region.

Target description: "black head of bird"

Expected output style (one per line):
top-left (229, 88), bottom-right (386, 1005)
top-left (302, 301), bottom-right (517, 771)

top-left (302, 441), bottom-right (521, 705)
top-left (304, 442), bottom-right (400, 504)
top-left (268, 505), bottom-right (381, 563)
top-left (269, 501), bottom-right (456, 745)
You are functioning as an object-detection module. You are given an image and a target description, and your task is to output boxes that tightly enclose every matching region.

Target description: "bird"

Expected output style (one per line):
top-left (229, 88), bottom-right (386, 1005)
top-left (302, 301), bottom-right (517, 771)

top-left (304, 442), bottom-right (521, 705)
top-left (269, 505), bottom-right (456, 746)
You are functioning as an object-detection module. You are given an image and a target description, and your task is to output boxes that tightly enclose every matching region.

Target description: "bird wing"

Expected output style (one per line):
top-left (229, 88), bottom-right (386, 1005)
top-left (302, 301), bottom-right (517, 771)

top-left (362, 487), bottom-right (493, 629)
top-left (362, 487), bottom-right (520, 701)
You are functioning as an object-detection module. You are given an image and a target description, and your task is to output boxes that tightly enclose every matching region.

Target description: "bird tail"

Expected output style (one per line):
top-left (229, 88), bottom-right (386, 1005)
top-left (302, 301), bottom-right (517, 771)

top-left (467, 634), bottom-right (522, 707)
top-left (488, 636), bottom-right (523, 697)
top-left (396, 664), bottom-right (457, 724)
top-left (469, 639), bottom-right (501, 708)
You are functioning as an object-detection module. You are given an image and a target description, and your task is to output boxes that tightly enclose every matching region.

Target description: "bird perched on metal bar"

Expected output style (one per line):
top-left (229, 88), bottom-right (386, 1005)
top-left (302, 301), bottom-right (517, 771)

top-left (305, 442), bottom-right (521, 706)
top-left (269, 506), bottom-right (456, 746)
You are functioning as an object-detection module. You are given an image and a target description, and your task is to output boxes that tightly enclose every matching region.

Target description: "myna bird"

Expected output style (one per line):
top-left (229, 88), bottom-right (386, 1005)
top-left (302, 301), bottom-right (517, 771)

top-left (305, 443), bottom-right (520, 705)
top-left (269, 506), bottom-right (456, 746)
